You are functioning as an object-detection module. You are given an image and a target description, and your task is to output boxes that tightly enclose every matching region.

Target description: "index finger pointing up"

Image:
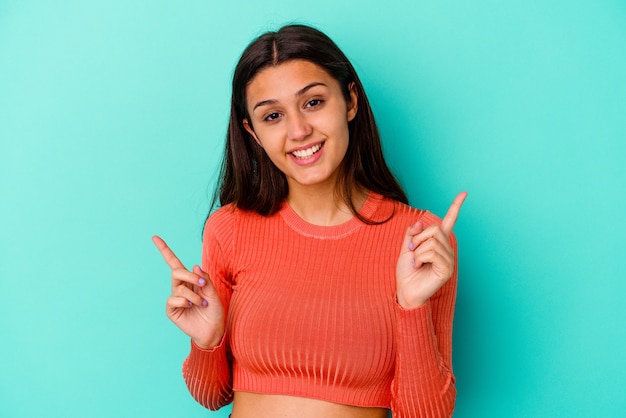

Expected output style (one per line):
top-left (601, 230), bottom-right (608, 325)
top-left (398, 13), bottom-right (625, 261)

top-left (441, 192), bottom-right (468, 236)
top-left (152, 235), bottom-right (185, 270)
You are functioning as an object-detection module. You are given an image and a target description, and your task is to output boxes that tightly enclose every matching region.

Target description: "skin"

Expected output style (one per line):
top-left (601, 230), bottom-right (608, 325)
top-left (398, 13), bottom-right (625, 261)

top-left (153, 59), bottom-right (467, 417)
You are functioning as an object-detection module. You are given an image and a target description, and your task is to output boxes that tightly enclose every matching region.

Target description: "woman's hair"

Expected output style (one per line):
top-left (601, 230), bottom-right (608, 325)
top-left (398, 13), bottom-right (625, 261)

top-left (212, 24), bottom-right (408, 221)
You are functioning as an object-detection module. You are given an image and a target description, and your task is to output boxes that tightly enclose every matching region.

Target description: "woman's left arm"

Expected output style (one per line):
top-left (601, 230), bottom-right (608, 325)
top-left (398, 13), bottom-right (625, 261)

top-left (391, 192), bottom-right (466, 418)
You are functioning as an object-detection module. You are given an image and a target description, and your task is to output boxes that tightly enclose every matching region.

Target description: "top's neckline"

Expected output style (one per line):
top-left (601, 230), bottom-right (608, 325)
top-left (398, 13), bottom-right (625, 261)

top-left (278, 192), bottom-right (384, 239)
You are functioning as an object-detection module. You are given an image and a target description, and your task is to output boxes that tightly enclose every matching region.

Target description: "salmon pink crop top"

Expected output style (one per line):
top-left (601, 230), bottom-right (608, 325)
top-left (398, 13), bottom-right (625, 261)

top-left (182, 193), bottom-right (457, 418)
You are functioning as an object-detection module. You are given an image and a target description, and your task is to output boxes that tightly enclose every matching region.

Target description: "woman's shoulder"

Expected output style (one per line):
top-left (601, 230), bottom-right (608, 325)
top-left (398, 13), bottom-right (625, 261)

top-left (204, 203), bottom-right (271, 238)
top-left (208, 202), bottom-right (238, 220)
top-left (383, 195), bottom-right (443, 228)
top-left (389, 197), bottom-right (457, 247)
top-left (202, 203), bottom-right (241, 246)
top-left (204, 203), bottom-right (236, 229)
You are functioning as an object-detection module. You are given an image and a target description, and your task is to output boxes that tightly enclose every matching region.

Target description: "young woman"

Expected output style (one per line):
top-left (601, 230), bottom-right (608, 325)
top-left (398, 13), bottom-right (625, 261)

top-left (153, 24), bottom-right (466, 418)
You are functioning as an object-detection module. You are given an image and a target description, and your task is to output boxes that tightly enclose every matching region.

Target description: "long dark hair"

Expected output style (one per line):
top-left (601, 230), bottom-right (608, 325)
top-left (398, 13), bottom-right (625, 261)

top-left (212, 24), bottom-right (408, 222)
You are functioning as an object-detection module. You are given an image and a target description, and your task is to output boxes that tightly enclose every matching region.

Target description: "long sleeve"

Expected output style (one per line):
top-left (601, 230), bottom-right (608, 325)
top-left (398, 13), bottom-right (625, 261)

top-left (181, 206), bottom-right (236, 410)
top-left (391, 218), bottom-right (458, 418)
top-left (183, 339), bottom-right (233, 409)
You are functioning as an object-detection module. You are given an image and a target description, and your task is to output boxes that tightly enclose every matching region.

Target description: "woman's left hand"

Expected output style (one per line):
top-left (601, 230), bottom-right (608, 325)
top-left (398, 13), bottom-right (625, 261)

top-left (396, 192), bottom-right (467, 310)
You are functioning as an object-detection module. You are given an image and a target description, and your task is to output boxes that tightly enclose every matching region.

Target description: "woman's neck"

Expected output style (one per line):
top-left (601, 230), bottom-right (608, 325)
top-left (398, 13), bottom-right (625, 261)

top-left (286, 185), bottom-right (368, 227)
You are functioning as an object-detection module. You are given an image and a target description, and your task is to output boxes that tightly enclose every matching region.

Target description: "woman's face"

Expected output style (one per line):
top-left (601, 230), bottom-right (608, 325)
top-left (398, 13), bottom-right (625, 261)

top-left (243, 59), bottom-right (358, 193)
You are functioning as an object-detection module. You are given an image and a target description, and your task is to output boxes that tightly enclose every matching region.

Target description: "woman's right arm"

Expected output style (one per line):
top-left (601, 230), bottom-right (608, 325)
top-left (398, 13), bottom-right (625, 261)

top-left (153, 208), bottom-right (236, 410)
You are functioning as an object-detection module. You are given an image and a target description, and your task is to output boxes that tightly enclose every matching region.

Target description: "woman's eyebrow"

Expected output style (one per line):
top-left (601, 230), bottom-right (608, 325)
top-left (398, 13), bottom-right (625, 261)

top-left (252, 82), bottom-right (328, 111)
top-left (296, 82), bottom-right (327, 97)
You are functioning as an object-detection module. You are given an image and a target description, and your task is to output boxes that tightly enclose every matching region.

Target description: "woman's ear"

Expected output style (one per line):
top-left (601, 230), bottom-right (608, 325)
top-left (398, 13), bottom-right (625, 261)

top-left (347, 82), bottom-right (358, 122)
top-left (243, 118), bottom-right (262, 146)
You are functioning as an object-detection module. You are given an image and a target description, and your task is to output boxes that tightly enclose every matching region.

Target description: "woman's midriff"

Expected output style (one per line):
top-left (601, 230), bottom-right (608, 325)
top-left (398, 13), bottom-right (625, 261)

top-left (231, 392), bottom-right (389, 418)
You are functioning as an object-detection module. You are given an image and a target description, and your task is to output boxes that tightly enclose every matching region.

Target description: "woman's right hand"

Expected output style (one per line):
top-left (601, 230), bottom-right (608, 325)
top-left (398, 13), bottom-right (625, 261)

top-left (152, 235), bottom-right (225, 349)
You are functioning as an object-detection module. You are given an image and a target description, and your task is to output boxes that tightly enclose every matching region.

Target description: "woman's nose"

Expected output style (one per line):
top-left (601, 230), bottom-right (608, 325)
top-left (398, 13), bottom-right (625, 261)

top-left (286, 113), bottom-right (313, 141)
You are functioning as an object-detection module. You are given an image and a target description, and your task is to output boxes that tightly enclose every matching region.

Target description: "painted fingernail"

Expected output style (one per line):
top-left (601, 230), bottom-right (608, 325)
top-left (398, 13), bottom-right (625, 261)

top-left (408, 242), bottom-right (414, 250)
top-left (411, 259), bottom-right (416, 268)
top-left (198, 278), bottom-right (206, 285)
top-left (202, 300), bottom-right (208, 307)
top-left (188, 301), bottom-right (193, 307)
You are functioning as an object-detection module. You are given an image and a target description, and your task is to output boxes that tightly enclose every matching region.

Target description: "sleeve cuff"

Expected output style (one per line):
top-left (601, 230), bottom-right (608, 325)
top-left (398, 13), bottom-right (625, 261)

top-left (395, 299), bottom-right (437, 341)
top-left (394, 299), bottom-right (443, 372)
top-left (190, 334), bottom-right (227, 353)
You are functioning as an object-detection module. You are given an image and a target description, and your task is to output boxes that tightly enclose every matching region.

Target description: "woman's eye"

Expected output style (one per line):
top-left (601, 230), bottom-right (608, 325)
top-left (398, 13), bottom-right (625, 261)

top-left (306, 99), bottom-right (323, 108)
top-left (264, 112), bottom-right (280, 122)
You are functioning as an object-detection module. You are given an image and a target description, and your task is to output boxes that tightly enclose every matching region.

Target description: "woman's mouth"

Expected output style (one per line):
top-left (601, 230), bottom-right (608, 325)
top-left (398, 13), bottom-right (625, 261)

top-left (290, 142), bottom-right (323, 160)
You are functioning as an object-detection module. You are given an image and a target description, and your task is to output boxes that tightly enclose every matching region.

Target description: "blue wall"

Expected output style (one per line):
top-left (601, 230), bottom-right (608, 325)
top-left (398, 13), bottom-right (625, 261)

top-left (1, 1), bottom-right (624, 416)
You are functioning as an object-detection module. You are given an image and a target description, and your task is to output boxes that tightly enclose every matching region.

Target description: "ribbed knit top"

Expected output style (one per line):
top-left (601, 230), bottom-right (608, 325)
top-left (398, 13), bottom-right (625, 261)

top-left (182, 192), bottom-right (457, 418)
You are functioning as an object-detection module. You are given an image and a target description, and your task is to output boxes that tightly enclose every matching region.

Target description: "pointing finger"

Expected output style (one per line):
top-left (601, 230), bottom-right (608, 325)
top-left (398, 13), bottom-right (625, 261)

top-left (441, 192), bottom-right (467, 236)
top-left (152, 235), bottom-right (185, 270)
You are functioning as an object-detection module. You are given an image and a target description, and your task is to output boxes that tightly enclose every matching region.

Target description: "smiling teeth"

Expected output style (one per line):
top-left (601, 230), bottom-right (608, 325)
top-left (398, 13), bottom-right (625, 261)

top-left (292, 143), bottom-right (322, 159)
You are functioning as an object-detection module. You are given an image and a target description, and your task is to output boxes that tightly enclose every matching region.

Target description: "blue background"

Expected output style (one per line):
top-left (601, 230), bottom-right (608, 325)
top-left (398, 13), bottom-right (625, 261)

top-left (1, 1), bottom-right (625, 416)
